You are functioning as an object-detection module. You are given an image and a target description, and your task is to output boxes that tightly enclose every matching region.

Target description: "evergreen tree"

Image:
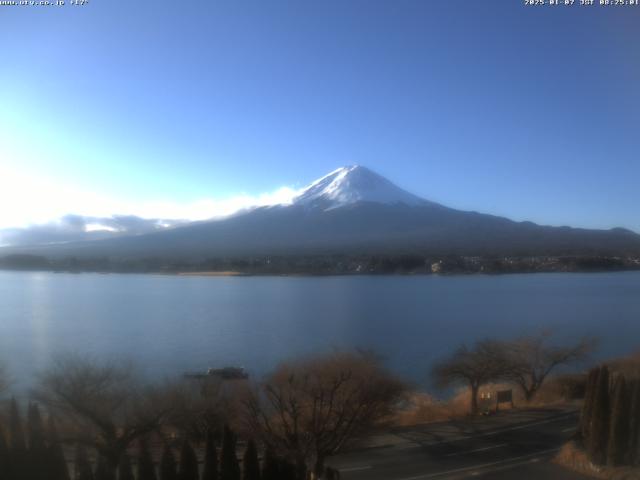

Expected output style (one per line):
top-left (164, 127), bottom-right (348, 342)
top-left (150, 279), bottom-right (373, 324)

top-left (95, 455), bottom-right (116, 480)
top-left (117, 454), bottom-right (135, 480)
top-left (9, 398), bottom-right (26, 452)
top-left (25, 402), bottom-right (48, 480)
top-left (278, 459), bottom-right (296, 480)
top-left (178, 439), bottom-right (199, 480)
top-left (260, 448), bottom-right (279, 480)
top-left (294, 459), bottom-right (307, 480)
top-left (580, 367), bottom-right (599, 440)
top-left (160, 445), bottom-right (178, 480)
top-left (27, 403), bottom-right (46, 452)
top-left (201, 431), bottom-right (217, 480)
top-left (588, 365), bottom-right (611, 465)
top-left (607, 376), bottom-right (631, 466)
top-left (0, 427), bottom-right (9, 480)
top-left (242, 439), bottom-right (260, 480)
top-left (74, 445), bottom-right (94, 480)
top-left (138, 438), bottom-right (157, 480)
top-left (220, 426), bottom-right (240, 480)
top-left (325, 467), bottom-right (340, 480)
top-left (9, 398), bottom-right (27, 480)
top-left (47, 414), bottom-right (71, 480)
top-left (627, 380), bottom-right (640, 465)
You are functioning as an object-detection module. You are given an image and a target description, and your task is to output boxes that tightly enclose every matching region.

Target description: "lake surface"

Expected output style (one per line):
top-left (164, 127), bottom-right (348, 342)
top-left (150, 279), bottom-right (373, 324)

top-left (1, 270), bottom-right (639, 392)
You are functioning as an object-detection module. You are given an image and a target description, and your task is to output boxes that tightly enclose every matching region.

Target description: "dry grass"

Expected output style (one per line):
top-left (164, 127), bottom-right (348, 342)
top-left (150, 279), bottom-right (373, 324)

top-left (394, 376), bottom-right (579, 426)
top-left (554, 442), bottom-right (640, 480)
top-left (395, 384), bottom-right (518, 426)
top-left (394, 390), bottom-right (469, 425)
top-left (555, 442), bottom-right (605, 478)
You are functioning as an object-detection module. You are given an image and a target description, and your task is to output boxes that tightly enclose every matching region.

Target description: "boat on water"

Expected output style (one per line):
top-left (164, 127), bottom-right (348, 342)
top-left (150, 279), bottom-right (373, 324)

top-left (183, 366), bottom-right (249, 380)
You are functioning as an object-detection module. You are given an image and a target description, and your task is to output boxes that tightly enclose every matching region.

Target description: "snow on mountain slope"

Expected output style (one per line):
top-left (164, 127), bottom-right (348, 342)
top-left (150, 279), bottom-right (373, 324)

top-left (293, 165), bottom-right (429, 210)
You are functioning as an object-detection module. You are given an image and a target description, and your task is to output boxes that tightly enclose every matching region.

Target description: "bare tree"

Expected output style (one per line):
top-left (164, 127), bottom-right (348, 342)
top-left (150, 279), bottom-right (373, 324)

top-left (33, 354), bottom-right (171, 478)
top-left (432, 340), bottom-right (508, 414)
top-left (244, 351), bottom-right (405, 478)
top-left (163, 376), bottom-right (249, 440)
top-left (501, 333), bottom-right (595, 401)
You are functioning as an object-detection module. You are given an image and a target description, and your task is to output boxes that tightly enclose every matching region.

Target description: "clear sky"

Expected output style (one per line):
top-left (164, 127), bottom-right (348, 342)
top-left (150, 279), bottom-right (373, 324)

top-left (1, 0), bottom-right (639, 231)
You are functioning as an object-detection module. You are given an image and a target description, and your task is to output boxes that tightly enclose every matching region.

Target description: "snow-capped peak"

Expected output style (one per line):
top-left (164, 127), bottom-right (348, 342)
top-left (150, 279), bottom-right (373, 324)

top-left (293, 165), bottom-right (427, 210)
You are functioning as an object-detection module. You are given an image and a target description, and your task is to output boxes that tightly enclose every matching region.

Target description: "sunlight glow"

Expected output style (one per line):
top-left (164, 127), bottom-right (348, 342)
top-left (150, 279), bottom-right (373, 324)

top-left (0, 166), bottom-right (300, 230)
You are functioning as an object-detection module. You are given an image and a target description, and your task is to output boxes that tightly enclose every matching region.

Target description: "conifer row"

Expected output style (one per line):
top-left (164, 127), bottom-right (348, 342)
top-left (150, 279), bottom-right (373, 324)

top-left (1, 408), bottom-right (308, 480)
top-left (0, 399), bottom-right (69, 480)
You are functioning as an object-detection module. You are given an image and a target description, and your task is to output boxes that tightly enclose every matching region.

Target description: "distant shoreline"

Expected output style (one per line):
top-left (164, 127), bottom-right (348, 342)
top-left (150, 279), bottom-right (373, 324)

top-left (1, 253), bottom-right (639, 277)
top-left (176, 271), bottom-right (247, 277)
top-left (1, 267), bottom-right (640, 278)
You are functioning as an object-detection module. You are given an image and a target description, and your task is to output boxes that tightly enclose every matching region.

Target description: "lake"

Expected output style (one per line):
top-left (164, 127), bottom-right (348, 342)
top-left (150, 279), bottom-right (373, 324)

top-left (1, 270), bottom-right (639, 392)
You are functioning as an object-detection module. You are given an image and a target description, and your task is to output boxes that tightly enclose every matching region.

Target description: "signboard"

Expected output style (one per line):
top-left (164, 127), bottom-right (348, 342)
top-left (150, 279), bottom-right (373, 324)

top-left (496, 389), bottom-right (514, 411)
top-left (496, 389), bottom-right (512, 403)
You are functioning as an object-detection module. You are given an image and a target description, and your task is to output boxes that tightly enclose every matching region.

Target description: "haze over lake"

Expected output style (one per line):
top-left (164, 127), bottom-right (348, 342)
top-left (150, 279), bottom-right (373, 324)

top-left (2, 270), bottom-right (639, 391)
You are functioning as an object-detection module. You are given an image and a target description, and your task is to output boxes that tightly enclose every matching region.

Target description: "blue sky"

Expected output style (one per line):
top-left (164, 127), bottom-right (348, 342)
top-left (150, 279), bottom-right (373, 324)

top-left (1, 0), bottom-right (639, 231)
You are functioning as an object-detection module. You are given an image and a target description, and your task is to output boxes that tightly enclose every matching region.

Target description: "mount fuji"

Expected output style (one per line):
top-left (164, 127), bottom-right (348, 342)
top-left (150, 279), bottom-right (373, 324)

top-left (293, 166), bottom-right (428, 210)
top-left (3, 166), bottom-right (640, 263)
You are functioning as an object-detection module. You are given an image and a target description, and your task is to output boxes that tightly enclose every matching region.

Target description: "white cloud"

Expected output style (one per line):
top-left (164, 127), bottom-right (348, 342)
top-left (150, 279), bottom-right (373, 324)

top-left (84, 223), bottom-right (120, 233)
top-left (127, 186), bottom-right (300, 222)
top-left (0, 166), bottom-right (300, 230)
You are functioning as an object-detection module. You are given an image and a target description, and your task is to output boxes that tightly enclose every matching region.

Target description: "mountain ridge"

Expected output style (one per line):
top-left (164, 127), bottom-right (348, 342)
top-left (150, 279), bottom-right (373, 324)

top-left (1, 166), bottom-right (639, 262)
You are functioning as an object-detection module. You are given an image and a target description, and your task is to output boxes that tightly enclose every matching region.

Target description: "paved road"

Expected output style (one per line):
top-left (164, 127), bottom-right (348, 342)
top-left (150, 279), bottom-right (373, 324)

top-left (327, 407), bottom-right (590, 480)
